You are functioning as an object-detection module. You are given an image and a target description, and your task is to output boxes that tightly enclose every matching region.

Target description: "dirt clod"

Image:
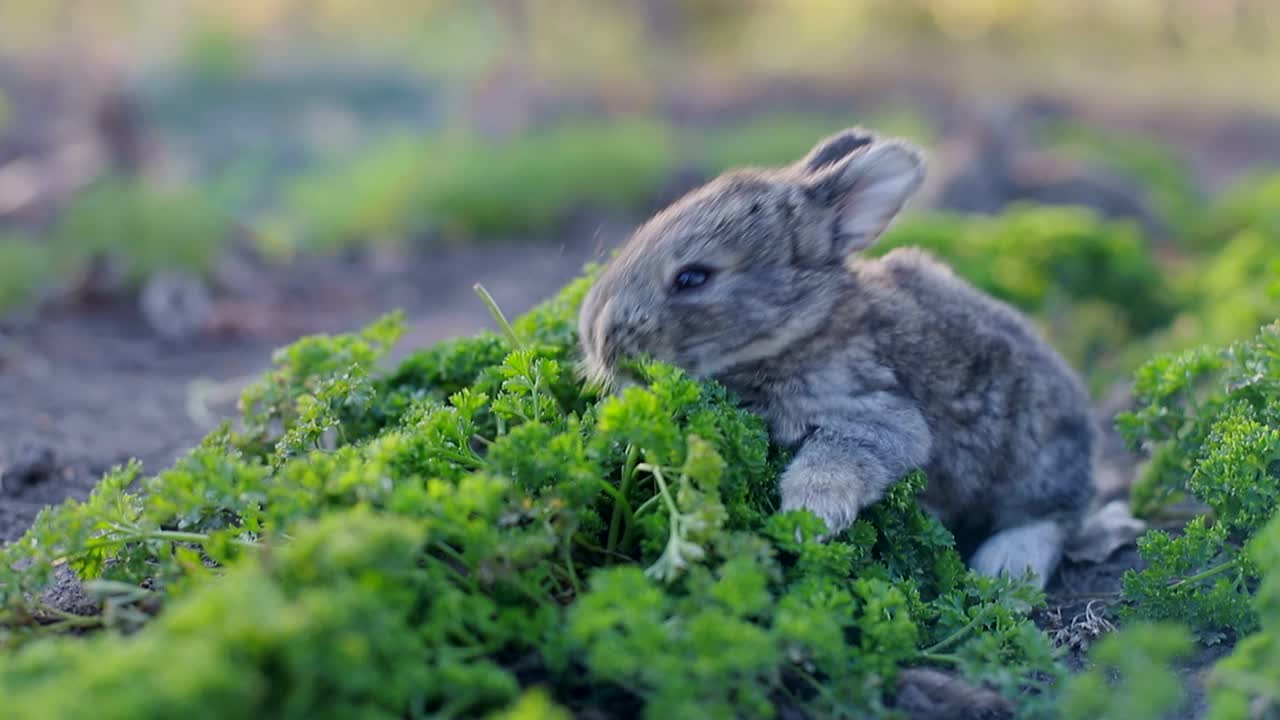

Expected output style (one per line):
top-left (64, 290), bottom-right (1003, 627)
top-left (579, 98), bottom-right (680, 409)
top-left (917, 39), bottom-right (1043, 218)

top-left (40, 565), bottom-right (101, 618)
top-left (894, 667), bottom-right (1014, 720)
top-left (1, 444), bottom-right (58, 495)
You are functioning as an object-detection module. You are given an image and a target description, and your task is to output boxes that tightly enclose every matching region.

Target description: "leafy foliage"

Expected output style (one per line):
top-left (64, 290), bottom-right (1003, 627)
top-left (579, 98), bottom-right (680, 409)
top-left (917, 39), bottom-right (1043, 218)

top-left (1206, 512), bottom-right (1280, 719)
top-left (1060, 622), bottom-right (1195, 720)
top-left (1074, 509), bottom-right (1280, 720)
top-left (0, 273), bottom-right (1061, 718)
top-left (1193, 173), bottom-right (1280, 253)
top-left (1086, 171), bottom-right (1280, 715)
top-left (1118, 322), bottom-right (1280, 639)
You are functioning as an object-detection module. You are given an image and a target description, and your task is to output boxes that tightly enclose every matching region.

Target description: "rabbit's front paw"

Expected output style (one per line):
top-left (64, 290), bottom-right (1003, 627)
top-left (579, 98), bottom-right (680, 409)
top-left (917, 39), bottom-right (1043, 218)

top-left (779, 468), bottom-right (862, 539)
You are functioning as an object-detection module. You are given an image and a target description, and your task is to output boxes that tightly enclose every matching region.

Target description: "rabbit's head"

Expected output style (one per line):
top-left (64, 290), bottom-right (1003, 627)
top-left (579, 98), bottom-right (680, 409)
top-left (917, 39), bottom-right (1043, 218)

top-left (579, 128), bottom-right (926, 386)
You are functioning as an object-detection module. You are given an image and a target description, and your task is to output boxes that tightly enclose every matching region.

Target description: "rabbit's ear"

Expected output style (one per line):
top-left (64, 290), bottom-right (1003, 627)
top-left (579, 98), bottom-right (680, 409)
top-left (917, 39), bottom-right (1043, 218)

top-left (794, 128), bottom-right (877, 174)
top-left (805, 139), bottom-right (925, 255)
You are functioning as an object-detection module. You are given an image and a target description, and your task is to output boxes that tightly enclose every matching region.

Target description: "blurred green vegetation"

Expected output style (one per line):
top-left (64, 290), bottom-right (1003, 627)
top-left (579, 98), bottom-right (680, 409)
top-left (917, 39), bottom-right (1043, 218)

top-left (284, 120), bottom-right (676, 248)
top-left (179, 19), bottom-right (253, 85)
top-left (1121, 184), bottom-right (1280, 369)
top-left (1039, 121), bottom-right (1204, 238)
top-left (699, 110), bottom-right (935, 175)
top-left (0, 234), bottom-right (54, 311)
top-left (879, 207), bottom-right (1175, 332)
top-left (0, 110), bottom-right (935, 310)
top-left (53, 178), bottom-right (232, 286)
top-left (281, 111), bottom-right (933, 249)
top-left (0, 180), bottom-right (234, 313)
top-left (1192, 173), bottom-right (1280, 251)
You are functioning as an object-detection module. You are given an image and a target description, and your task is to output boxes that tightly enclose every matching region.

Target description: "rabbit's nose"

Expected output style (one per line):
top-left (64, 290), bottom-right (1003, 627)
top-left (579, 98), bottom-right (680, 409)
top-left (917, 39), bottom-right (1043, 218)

top-left (606, 317), bottom-right (632, 346)
top-left (610, 314), bottom-right (652, 348)
top-left (604, 311), bottom-right (648, 357)
top-left (619, 306), bottom-right (652, 329)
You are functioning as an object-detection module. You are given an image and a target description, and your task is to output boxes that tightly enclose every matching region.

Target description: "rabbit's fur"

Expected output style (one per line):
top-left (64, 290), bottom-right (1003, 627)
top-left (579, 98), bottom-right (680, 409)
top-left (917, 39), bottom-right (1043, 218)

top-left (578, 128), bottom-right (1095, 589)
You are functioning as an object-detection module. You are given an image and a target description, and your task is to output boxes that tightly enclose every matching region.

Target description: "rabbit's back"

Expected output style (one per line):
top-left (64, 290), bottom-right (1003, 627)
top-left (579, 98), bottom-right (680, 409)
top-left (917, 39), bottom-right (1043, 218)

top-left (847, 247), bottom-right (1095, 542)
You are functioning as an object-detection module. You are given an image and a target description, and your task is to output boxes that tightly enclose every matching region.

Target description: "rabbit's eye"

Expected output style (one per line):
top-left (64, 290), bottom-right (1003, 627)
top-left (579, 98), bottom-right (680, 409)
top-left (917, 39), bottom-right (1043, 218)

top-left (671, 265), bottom-right (713, 292)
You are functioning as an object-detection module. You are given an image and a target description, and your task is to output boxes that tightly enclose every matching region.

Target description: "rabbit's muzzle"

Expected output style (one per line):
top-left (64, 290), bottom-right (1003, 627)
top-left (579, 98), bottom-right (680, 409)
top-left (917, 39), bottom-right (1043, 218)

top-left (579, 283), bottom-right (663, 388)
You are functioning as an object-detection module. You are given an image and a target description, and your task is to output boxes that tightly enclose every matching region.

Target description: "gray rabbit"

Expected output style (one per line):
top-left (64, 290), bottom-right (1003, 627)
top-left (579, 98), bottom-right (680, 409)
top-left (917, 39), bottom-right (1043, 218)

top-left (578, 128), bottom-right (1095, 589)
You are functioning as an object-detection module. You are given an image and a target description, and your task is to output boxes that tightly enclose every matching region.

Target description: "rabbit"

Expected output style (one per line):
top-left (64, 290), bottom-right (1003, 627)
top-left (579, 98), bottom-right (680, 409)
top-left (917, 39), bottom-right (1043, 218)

top-left (577, 127), bottom-right (1096, 590)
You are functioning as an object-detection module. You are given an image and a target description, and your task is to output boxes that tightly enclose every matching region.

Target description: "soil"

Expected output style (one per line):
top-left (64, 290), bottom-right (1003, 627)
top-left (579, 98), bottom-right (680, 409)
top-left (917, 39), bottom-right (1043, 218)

top-left (0, 222), bottom-right (621, 542)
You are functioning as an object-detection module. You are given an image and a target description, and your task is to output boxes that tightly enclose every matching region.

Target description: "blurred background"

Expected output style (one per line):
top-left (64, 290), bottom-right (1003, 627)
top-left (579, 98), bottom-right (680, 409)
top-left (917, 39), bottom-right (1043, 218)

top-left (2, 1), bottom-right (1280, 536)
top-left (3, 1), bottom-right (1280, 322)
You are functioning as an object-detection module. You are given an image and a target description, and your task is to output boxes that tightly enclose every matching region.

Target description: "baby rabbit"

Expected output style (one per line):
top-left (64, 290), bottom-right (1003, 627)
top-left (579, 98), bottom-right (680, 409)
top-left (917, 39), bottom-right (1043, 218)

top-left (578, 128), bottom-right (1095, 589)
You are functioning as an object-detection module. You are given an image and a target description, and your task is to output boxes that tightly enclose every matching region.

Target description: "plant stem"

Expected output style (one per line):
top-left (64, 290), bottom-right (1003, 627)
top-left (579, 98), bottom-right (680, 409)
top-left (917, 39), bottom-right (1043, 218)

top-left (561, 533), bottom-right (581, 596)
top-left (83, 527), bottom-right (257, 551)
top-left (618, 469), bottom-right (657, 552)
top-left (606, 444), bottom-right (639, 555)
top-left (919, 652), bottom-right (961, 665)
top-left (631, 494), bottom-right (662, 519)
top-left (532, 370), bottom-right (542, 423)
top-left (38, 606), bottom-right (103, 630)
top-left (473, 284), bottom-right (524, 350)
top-left (791, 668), bottom-right (861, 716)
top-left (1169, 558), bottom-right (1240, 588)
top-left (923, 611), bottom-right (985, 654)
top-left (572, 535), bottom-right (635, 563)
top-left (436, 448), bottom-right (485, 470)
top-left (642, 463), bottom-right (680, 517)
top-left (431, 542), bottom-right (482, 593)
top-left (152, 530), bottom-right (254, 547)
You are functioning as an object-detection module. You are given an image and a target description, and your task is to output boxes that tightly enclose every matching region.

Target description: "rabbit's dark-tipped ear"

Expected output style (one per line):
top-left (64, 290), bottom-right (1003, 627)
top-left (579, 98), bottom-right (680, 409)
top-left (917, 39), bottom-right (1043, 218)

top-left (805, 139), bottom-right (925, 255)
top-left (794, 128), bottom-right (877, 174)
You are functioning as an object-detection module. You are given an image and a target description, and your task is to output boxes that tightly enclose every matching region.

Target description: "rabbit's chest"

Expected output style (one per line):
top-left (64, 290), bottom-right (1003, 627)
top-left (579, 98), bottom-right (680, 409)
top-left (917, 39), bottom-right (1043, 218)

top-left (728, 358), bottom-right (898, 448)
top-left (747, 396), bottom-right (813, 448)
